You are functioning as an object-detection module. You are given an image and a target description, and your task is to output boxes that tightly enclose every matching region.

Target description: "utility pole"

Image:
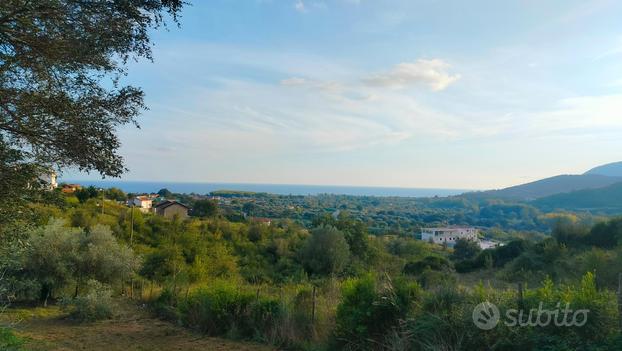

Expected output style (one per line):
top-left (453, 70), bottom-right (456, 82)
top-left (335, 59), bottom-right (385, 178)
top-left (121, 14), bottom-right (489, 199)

top-left (130, 203), bottom-right (135, 246)
top-left (100, 188), bottom-right (105, 215)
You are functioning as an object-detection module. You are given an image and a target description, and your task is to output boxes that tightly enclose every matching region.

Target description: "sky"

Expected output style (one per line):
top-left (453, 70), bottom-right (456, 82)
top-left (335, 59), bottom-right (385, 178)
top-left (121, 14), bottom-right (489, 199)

top-left (68, 0), bottom-right (622, 190)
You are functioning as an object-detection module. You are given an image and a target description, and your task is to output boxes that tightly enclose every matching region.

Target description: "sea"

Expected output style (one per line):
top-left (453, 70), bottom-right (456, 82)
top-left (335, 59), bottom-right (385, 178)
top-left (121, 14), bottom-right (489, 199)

top-left (60, 180), bottom-right (471, 198)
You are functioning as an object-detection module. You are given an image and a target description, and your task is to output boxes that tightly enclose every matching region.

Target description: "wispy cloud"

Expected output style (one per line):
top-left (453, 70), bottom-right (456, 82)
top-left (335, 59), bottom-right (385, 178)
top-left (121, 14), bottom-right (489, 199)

top-left (294, 0), bottom-right (306, 12)
top-left (281, 59), bottom-right (460, 93)
top-left (364, 60), bottom-right (461, 91)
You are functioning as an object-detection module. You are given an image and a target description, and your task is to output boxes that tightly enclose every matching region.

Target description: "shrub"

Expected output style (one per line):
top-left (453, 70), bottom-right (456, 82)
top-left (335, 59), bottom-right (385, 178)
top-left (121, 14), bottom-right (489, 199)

top-left (0, 328), bottom-right (25, 351)
top-left (450, 238), bottom-right (481, 261)
top-left (61, 280), bottom-right (114, 322)
top-left (300, 226), bottom-right (350, 276)
top-left (456, 240), bottom-right (529, 273)
top-left (334, 274), bottom-right (421, 349)
top-left (403, 256), bottom-right (452, 275)
top-left (178, 281), bottom-right (283, 341)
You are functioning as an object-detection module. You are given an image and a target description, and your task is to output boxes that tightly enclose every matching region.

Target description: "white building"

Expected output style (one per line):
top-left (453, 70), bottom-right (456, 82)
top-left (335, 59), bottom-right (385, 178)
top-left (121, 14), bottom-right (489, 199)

top-left (131, 196), bottom-right (153, 213)
top-left (420, 227), bottom-right (479, 246)
top-left (38, 170), bottom-right (58, 190)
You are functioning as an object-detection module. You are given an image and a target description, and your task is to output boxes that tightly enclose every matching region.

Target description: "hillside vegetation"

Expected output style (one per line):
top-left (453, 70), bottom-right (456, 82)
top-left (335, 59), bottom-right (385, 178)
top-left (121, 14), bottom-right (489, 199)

top-left (2, 188), bottom-right (622, 350)
top-left (465, 174), bottom-right (622, 200)
top-left (533, 182), bottom-right (622, 212)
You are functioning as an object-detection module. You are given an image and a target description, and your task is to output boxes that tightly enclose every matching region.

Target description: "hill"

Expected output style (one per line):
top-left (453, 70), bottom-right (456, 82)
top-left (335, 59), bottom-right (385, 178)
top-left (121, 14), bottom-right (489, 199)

top-left (532, 181), bottom-right (622, 212)
top-left (584, 161), bottom-right (622, 177)
top-left (464, 174), bottom-right (622, 200)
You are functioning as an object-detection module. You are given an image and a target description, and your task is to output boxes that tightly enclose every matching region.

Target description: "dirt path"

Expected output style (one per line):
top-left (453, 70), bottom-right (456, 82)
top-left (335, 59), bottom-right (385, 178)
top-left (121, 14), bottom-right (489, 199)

top-left (4, 302), bottom-right (276, 351)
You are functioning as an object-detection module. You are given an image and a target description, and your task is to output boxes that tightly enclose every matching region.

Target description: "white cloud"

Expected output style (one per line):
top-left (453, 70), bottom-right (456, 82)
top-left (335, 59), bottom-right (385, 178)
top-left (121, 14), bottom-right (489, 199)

top-left (280, 59), bottom-right (461, 94)
top-left (364, 59), bottom-right (461, 91)
top-left (528, 94), bottom-right (622, 133)
top-left (294, 0), bottom-right (306, 12)
top-left (280, 77), bottom-right (309, 86)
top-left (120, 43), bottom-right (622, 186)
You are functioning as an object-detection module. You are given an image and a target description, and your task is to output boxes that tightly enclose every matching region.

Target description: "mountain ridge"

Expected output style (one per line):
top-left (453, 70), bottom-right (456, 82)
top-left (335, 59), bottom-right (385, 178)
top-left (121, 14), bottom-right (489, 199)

top-left (584, 161), bottom-right (622, 177)
top-left (463, 161), bottom-right (622, 200)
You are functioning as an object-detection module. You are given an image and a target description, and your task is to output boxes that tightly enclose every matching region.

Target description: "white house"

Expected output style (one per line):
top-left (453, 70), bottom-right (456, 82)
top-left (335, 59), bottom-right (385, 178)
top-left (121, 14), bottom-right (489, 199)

top-left (420, 227), bottom-right (479, 246)
top-left (38, 170), bottom-right (58, 190)
top-left (131, 196), bottom-right (153, 213)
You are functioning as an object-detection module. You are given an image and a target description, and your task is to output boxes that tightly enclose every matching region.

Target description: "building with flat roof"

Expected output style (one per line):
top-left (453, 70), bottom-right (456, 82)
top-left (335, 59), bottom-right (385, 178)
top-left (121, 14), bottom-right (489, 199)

top-left (420, 227), bottom-right (479, 246)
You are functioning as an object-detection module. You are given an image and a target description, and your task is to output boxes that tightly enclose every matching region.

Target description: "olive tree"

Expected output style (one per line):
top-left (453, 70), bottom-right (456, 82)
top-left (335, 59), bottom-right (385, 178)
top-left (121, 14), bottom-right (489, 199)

top-left (300, 225), bottom-right (350, 276)
top-left (22, 220), bottom-right (139, 304)
top-left (0, 0), bottom-right (185, 223)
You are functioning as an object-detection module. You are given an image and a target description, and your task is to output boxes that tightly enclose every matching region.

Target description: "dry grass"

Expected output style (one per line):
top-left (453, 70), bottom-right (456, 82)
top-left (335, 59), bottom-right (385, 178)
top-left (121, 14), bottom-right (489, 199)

top-left (1, 300), bottom-right (276, 351)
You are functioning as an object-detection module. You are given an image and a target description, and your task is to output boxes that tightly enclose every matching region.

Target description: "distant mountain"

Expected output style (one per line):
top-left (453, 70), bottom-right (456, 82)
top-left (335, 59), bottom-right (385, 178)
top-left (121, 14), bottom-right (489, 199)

top-left (532, 181), bottom-right (622, 212)
top-left (464, 174), bottom-right (622, 201)
top-left (584, 161), bottom-right (622, 177)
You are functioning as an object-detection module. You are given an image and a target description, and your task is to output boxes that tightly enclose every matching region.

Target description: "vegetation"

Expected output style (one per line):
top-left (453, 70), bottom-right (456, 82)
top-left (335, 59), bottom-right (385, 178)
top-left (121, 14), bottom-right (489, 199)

top-left (0, 0), bottom-right (184, 222)
top-left (0, 327), bottom-right (25, 351)
top-left (1, 187), bottom-right (622, 350)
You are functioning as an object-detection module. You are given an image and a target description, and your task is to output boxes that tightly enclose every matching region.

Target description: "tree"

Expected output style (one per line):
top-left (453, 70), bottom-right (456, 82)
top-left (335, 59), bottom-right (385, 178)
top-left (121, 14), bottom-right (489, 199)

top-left (242, 202), bottom-right (256, 216)
top-left (191, 199), bottom-right (218, 218)
top-left (22, 220), bottom-right (138, 304)
top-left (105, 187), bottom-right (127, 202)
top-left (300, 226), bottom-right (350, 276)
top-left (75, 186), bottom-right (99, 203)
top-left (23, 220), bottom-right (81, 305)
top-left (313, 212), bottom-right (370, 259)
top-left (0, 0), bottom-right (185, 220)
top-left (450, 239), bottom-right (481, 261)
top-left (157, 188), bottom-right (173, 198)
top-left (72, 225), bottom-right (139, 297)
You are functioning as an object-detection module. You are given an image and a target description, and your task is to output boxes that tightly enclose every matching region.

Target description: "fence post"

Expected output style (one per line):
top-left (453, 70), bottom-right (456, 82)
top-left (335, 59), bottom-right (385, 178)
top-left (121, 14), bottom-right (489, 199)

top-left (517, 282), bottom-right (524, 311)
top-left (311, 286), bottom-right (317, 325)
top-left (617, 273), bottom-right (622, 331)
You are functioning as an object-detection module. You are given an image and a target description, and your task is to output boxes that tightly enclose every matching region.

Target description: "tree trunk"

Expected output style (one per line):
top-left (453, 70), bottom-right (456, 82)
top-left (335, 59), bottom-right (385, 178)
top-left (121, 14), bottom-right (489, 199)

top-left (43, 289), bottom-right (50, 307)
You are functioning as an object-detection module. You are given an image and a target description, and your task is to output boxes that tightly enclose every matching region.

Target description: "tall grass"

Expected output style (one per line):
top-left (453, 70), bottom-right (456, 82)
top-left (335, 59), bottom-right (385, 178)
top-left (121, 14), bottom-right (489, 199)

top-left (152, 272), bottom-right (621, 351)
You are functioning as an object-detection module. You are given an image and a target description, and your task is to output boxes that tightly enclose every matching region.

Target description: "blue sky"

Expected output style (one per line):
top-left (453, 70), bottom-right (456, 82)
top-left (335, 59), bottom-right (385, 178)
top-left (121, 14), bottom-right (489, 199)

top-left (69, 0), bottom-right (622, 189)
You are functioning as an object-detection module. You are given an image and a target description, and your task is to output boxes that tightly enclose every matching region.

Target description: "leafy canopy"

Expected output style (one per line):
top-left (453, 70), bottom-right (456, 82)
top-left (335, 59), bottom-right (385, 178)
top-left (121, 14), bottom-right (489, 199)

top-left (0, 0), bottom-right (184, 221)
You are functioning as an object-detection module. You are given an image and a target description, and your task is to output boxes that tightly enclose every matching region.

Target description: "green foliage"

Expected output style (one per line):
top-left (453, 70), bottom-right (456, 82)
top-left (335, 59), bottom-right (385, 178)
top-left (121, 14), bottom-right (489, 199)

top-left (300, 226), bottom-right (350, 276)
top-left (61, 280), bottom-right (114, 322)
top-left (75, 186), bottom-right (100, 203)
top-left (403, 256), bottom-right (453, 276)
top-left (157, 188), bottom-right (173, 197)
top-left (456, 239), bottom-right (529, 273)
top-left (534, 181), bottom-right (622, 212)
top-left (6, 189), bottom-right (622, 350)
top-left (334, 274), bottom-right (422, 349)
top-left (18, 220), bottom-right (137, 303)
top-left (105, 187), bottom-right (127, 201)
top-left (179, 281), bottom-right (283, 340)
top-left (191, 199), bottom-right (219, 218)
top-left (586, 217), bottom-right (622, 248)
top-left (450, 238), bottom-right (482, 261)
top-left (0, 0), bottom-right (185, 183)
top-left (313, 212), bottom-right (371, 260)
top-left (0, 327), bottom-right (25, 351)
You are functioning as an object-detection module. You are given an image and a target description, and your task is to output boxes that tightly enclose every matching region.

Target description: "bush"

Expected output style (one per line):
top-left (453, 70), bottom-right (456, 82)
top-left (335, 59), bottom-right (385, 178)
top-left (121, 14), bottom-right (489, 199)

top-left (178, 281), bottom-right (283, 341)
top-left (300, 226), bottom-right (351, 276)
top-left (403, 256), bottom-right (453, 276)
top-left (61, 280), bottom-right (114, 322)
top-left (334, 274), bottom-right (421, 349)
top-left (456, 240), bottom-right (529, 273)
top-left (0, 328), bottom-right (25, 351)
top-left (450, 238), bottom-right (481, 261)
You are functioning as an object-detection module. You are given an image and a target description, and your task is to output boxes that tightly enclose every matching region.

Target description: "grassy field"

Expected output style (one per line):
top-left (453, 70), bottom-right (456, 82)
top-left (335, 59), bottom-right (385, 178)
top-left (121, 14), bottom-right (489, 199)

top-left (1, 300), bottom-right (276, 351)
